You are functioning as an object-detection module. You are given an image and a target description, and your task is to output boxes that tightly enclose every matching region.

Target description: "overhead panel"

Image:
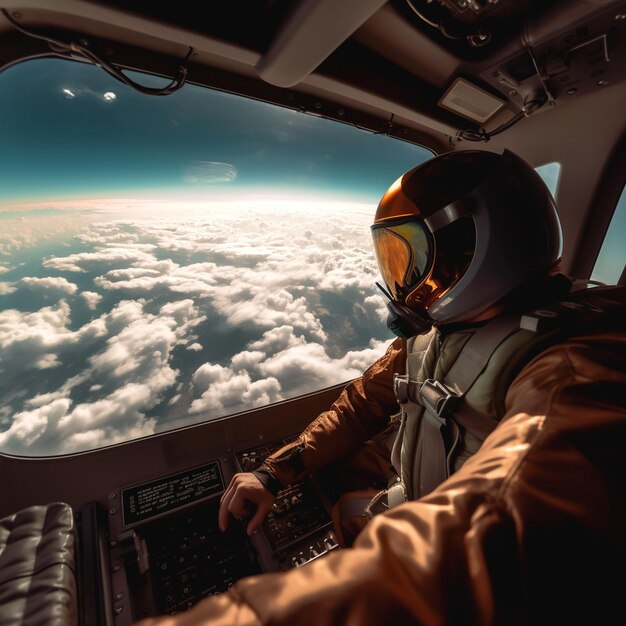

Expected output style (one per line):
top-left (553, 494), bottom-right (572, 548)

top-left (256, 0), bottom-right (388, 87)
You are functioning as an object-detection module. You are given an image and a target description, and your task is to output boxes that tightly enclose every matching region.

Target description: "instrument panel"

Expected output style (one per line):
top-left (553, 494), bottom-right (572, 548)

top-left (100, 435), bottom-right (339, 623)
top-left (235, 437), bottom-right (338, 567)
top-left (143, 501), bottom-right (259, 615)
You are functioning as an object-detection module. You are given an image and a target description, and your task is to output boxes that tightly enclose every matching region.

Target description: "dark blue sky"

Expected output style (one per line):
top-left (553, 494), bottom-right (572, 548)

top-left (0, 58), bottom-right (432, 204)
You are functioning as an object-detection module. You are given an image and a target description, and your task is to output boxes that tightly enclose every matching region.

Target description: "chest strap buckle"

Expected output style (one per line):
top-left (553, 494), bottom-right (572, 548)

top-left (393, 373), bottom-right (411, 404)
top-left (419, 379), bottom-right (461, 423)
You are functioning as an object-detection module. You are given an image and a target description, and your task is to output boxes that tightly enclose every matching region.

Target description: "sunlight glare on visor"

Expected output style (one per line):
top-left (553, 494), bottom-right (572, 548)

top-left (372, 221), bottom-right (430, 300)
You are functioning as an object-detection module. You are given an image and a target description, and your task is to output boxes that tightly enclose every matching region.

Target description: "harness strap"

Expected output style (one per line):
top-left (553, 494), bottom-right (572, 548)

top-left (400, 316), bottom-right (521, 432)
top-left (416, 315), bottom-right (522, 496)
top-left (443, 314), bottom-right (523, 396)
top-left (417, 412), bottom-right (449, 496)
top-left (452, 403), bottom-right (499, 441)
top-left (391, 329), bottom-right (436, 492)
top-left (334, 480), bottom-right (408, 523)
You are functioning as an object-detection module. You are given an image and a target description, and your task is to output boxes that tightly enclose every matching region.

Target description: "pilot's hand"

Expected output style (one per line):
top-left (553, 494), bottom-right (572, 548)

top-left (219, 472), bottom-right (275, 536)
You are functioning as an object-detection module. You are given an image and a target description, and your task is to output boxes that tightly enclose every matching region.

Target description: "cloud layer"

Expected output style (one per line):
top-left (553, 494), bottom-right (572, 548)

top-left (0, 200), bottom-right (391, 455)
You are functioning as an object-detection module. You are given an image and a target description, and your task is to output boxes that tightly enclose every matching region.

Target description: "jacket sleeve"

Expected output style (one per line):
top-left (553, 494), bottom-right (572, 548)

top-left (133, 330), bottom-right (626, 626)
top-left (259, 337), bottom-right (405, 487)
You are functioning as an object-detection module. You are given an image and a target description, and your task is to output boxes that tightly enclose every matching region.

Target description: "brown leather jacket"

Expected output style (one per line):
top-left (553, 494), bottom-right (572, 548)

top-left (136, 325), bottom-right (626, 626)
top-left (262, 335), bottom-right (405, 488)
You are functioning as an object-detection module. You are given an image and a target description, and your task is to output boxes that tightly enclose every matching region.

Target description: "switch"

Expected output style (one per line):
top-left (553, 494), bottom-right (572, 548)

top-left (324, 537), bottom-right (337, 550)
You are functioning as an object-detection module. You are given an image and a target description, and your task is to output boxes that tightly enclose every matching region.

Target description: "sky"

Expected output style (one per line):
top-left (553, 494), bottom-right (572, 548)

top-left (0, 59), bottom-right (429, 204)
top-left (0, 58), bottom-right (432, 456)
top-left (591, 187), bottom-right (626, 285)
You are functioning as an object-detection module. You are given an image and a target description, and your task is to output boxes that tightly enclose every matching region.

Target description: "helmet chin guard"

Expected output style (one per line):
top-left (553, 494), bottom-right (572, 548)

top-left (376, 281), bottom-right (433, 338)
top-left (386, 300), bottom-right (433, 338)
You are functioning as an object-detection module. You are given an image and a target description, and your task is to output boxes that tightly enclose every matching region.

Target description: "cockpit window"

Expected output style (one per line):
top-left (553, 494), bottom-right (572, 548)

top-left (591, 185), bottom-right (626, 285)
top-left (0, 58), bottom-right (432, 456)
top-left (535, 162), bottom-right (561, 199)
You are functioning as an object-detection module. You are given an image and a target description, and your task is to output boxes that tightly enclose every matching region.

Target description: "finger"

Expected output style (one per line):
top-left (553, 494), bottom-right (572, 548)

top-left (227, 489), bottom-right (250, 518)
top-left (218, 486), bottom-right (236, 531)
top-left (220, 474), bottom-right (239, 503)
top-left (247, 499), bottom-right (273, 536)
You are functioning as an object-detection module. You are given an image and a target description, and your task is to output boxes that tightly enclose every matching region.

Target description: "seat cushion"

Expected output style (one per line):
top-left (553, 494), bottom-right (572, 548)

top-left (0, 502), bottom-right (77, 626)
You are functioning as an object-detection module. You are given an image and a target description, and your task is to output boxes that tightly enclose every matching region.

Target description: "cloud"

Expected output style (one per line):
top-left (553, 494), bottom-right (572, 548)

top-left (183, 161), bottom-right (237, 184)
top-left (256, 341), bottom-right (362, 395)
top-left (189, 363), bottom-right (282, 414)
top-left (76, 226), bottom-right (142, 246)
top-left (0, 297), bottom-right (207, 454)
top-left (79, 221), bottom-right (374, 345)
top-left (0, 282), bottom-right (16, 295)
top-left (25, 390), bottom-right (70, 408)
top-left (94, 261), bottom-right (220, 296)
top-left (0, 206), bottom-right (103, 256)
top-left (248, 325), bottom-right (304, 353)
top-left (211, 286), bottom-right (327, 341)
top-left (189, 327), bottom-right (388, 416)
top-left (43, 246), bottom-right (156, 272)
top-left (19, 276), bottom-right (78, 297)
top-left (59, 382), bottom-right (158, 434)
top-left (0, 399), bottom-right (71, 450)
top-left (363, 294), bottom-right (388, 324)
top-left (230, 350), bottom-right (267, 372)
top-left (89, 299), bottom-right (204, 384)
top-left (255, 335), bottom-right (389, 395)
top-left (66, 206), bottom-right (382, 353)
top-left (0, 300), bottom-right (112, 376)
top-left (0, 200), bottom-right (392, 455)
top-left (82, 291), bottom-right (103, 309)
top-left (34, 353), bottom-right (61, 369)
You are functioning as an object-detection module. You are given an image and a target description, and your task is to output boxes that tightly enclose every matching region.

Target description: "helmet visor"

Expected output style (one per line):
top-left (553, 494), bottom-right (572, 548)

top-left (371, 220), bottom-right (431, 301)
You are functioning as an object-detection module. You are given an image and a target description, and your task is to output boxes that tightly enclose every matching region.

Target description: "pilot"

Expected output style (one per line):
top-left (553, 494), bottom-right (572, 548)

top-left (138, 149), bottom-right (626, 625)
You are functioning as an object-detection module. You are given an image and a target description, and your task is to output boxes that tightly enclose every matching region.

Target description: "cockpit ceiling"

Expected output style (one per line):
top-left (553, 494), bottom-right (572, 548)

top-left (0, 0), bottom-right (626, 150)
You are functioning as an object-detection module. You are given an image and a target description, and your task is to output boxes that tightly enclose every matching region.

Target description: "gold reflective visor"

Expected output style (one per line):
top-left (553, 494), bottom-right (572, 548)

top-left (371, 220), bottom-right (431, 301)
